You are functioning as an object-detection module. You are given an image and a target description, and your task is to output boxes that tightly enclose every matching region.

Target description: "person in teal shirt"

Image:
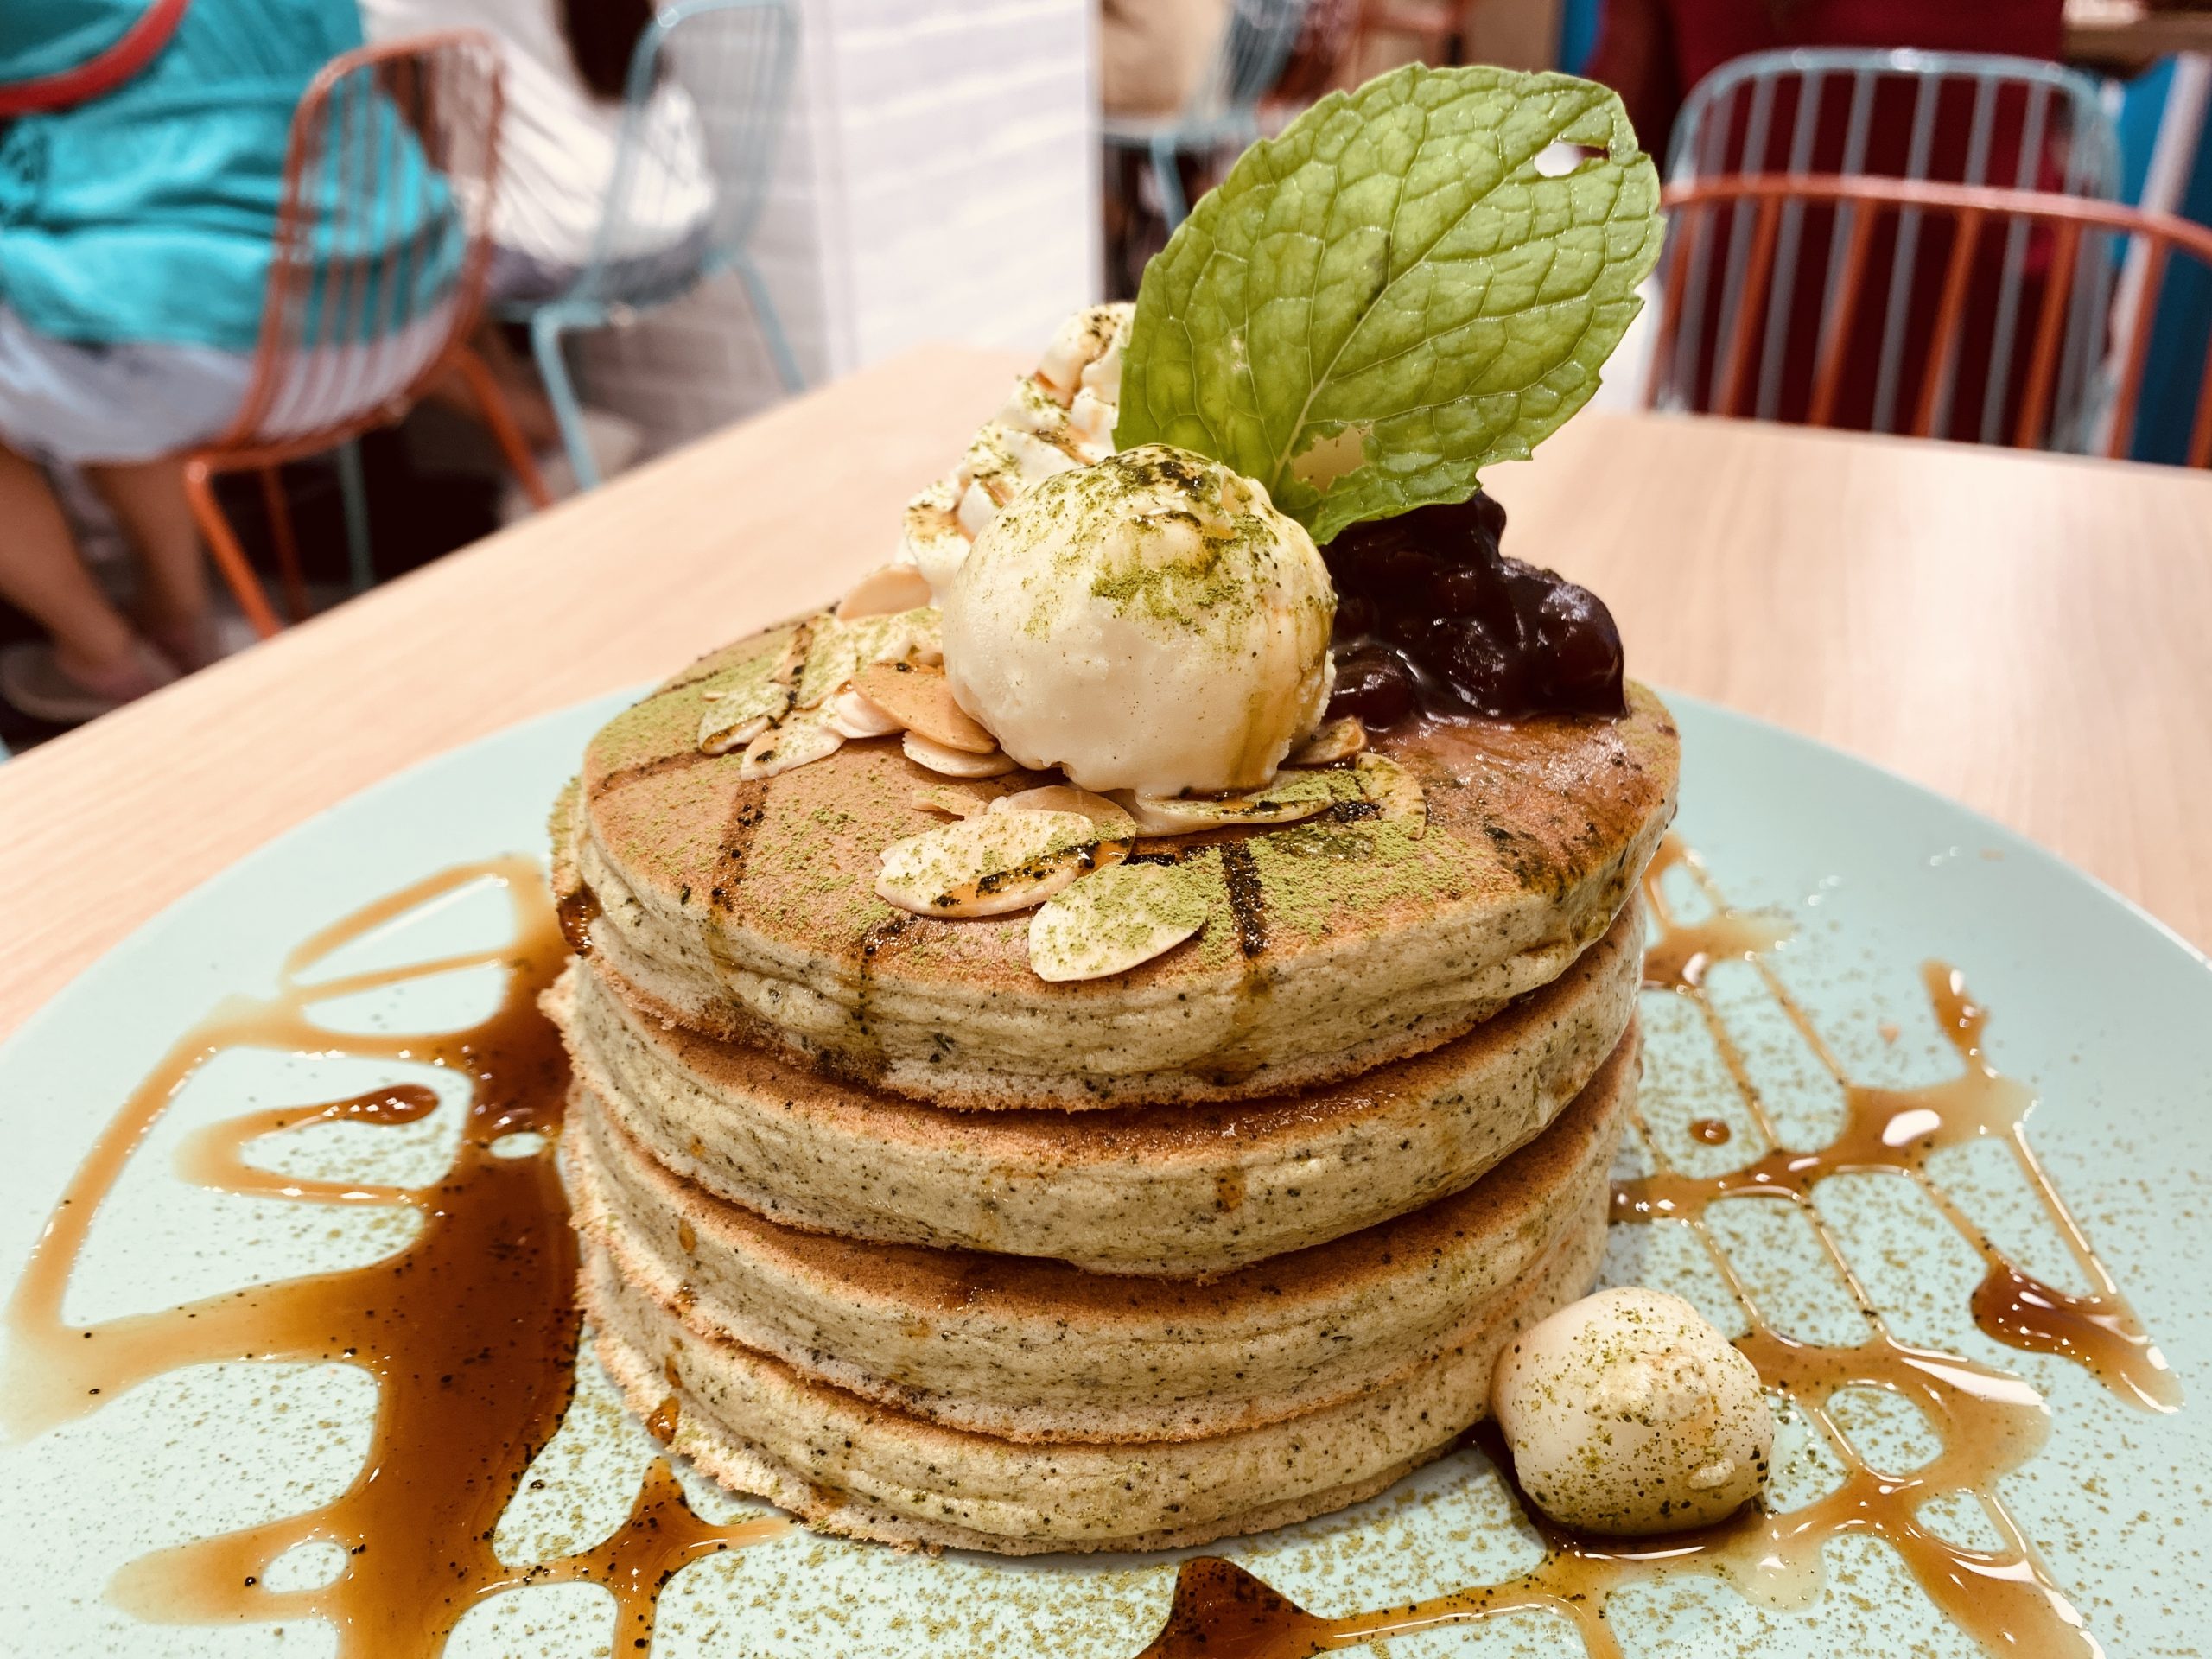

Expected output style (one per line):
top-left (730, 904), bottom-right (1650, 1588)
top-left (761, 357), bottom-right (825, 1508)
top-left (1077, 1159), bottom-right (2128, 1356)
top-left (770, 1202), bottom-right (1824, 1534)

top-left (0, 0), bottom-right (376, 723)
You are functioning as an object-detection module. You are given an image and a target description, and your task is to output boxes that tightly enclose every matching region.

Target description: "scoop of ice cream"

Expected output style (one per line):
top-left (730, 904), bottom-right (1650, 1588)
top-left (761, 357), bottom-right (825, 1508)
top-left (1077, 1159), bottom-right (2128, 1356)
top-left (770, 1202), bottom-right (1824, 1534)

top-left (1491, 1287), bottom-right (1773, 1535)
top-left (940, 445), bottom-right (1334, 797)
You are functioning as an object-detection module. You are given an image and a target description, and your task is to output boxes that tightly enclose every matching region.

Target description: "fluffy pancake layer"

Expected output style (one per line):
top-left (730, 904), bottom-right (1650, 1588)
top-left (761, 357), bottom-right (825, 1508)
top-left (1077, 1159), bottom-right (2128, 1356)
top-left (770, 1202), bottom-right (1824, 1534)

top-left (552, 620), bottom-right (1675, 1554)
top-left (561, 623), bottom-right (1677, 1109)
top-left (568, 1028), bottom-right (1633, 1442)
top-left (584, 1182), bottom-right (1611, 1555)
top-left (547, 899), bottom-right (1641, 1275)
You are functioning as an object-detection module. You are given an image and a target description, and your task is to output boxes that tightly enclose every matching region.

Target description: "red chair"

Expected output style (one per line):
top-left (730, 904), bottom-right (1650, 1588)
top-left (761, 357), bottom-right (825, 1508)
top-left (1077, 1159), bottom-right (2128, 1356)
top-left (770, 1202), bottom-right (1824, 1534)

top-left (1652, 173), bottom-right (2212, 467)
top-left (181, 31), bottom-right (550, 638)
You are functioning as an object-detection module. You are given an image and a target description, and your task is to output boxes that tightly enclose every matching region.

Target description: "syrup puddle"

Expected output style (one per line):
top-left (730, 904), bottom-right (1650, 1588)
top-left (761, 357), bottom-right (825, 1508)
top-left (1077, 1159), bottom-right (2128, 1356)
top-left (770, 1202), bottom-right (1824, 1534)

top-left (1, 859), bottom-right (785, 1656)
top-left (1135, 835), bottom-right (2177, 1659)
top-left (0, 842), bottom-right (2179, 1657)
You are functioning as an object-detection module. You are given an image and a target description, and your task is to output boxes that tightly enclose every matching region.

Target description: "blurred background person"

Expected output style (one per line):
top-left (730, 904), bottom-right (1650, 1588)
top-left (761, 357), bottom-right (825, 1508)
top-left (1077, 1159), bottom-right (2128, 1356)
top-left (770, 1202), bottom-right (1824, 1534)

top-left (361, 0), bottom-right (713, 304)
top-left (1100, 0), bottom-right (1230, 119)
top-left (359, 0), bottom-right (721, 487)
top-left (1098, 0), bottom-right (1230, 295)
top-left (1586, 0), bottom-right (2075, 435)
top-left (1585, 0), bottom-right (2068, 166)
top-left (1099, 0), bottom-right (1367, 296)
top-left (0, 0), bottom-right (374, 723)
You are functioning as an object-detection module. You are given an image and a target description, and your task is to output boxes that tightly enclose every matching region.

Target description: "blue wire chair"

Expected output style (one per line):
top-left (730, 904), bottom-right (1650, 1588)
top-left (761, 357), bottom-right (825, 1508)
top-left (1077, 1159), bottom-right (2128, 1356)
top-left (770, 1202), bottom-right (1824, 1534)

top-left (1102, 0), bottom-right (1310, 231)
top-left (497, 0), bottom-right (798, 490)
top-left (1656, 48), bottom-right (2124, 448)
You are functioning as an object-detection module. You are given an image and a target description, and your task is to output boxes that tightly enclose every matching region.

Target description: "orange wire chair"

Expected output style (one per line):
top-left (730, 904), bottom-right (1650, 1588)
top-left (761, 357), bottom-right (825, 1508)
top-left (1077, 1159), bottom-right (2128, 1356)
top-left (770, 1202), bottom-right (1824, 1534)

top-left (181, 31), bottom-right (550, 638)
top-left (1652, 174), bottom-right (2212, 467)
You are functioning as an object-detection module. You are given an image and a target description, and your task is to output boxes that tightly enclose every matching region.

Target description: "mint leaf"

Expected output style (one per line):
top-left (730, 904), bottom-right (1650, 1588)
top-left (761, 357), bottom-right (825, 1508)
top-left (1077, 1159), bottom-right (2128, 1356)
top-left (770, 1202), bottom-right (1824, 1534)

top-left (1115, 65), bottom-right (1662, 544)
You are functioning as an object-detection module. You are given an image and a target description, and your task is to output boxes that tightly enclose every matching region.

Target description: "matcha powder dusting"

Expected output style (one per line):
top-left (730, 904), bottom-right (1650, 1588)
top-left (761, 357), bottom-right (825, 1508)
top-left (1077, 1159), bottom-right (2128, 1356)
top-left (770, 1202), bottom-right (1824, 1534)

top-left (1028, 855), bottom-right (1217, 982)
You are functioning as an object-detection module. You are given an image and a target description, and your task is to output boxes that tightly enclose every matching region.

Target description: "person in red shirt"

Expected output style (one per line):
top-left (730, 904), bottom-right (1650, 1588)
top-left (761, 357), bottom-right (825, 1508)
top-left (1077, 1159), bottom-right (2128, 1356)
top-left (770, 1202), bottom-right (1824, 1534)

top-left (1586, 0), bottom-right (2077, 437)
top-left (1587, 0), bottom-right (2066, 168)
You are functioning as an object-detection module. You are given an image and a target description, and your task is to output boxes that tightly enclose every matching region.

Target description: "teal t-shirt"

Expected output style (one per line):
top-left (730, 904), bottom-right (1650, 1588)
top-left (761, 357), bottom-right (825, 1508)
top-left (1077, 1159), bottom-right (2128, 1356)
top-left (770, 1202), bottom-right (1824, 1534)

top-left (0, 0), bottom-right (166, 85)
top-left (0, 0), bottom-right (455, 353)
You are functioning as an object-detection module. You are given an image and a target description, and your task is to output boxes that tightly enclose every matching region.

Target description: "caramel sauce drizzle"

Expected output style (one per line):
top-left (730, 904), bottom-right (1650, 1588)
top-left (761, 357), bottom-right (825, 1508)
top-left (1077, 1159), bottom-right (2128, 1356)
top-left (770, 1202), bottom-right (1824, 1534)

top-left (556, 886), bottom-right (603, 956)
top-left (0, 843), bottom-right (2177, 1658)
top-left (1621, 839), bottom-right (2180, 1415)
top-left (1134, 834), bottom-right (2177, 1659)
top-left (1, 859), bottom-right (784, 1656)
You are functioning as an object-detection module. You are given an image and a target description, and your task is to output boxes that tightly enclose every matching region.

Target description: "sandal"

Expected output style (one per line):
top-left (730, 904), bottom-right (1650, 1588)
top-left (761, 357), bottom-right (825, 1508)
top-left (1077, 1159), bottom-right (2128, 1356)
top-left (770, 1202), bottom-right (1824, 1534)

top-left (0, 638), bottom-right (179, 725)
top-left (145, 610), bottom-right (261, 675)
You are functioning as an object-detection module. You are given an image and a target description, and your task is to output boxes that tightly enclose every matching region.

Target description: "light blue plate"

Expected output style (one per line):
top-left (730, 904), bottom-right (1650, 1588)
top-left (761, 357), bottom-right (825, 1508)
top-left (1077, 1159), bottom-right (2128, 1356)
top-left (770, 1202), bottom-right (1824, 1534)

top-left (0, 691), bottom-right (2204, 1657)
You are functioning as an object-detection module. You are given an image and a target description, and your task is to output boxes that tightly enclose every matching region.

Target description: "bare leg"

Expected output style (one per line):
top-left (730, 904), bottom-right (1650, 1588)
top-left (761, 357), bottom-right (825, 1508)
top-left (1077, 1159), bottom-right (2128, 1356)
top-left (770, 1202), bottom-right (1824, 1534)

top-left (86, 459), bottom-right (209, 661)
top-left (425, 324), bottom-right (562, 450)
top-left (470, 324), bottom-right (562, 449)
top-left (0, 442), bottom-right (140, 677)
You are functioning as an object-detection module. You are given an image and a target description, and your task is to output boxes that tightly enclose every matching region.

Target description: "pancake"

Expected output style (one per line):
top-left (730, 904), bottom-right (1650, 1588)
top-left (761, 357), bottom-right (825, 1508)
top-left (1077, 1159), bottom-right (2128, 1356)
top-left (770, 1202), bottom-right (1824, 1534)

top-left (583, 1182), bottom-right (1611, 1555)
top-left (559, 623), bottom-right (1677, 1109)
top-left (548, 899), bottom-right (1642, 1274)
top-left (567, 1026), bottom-right (1632, 1442)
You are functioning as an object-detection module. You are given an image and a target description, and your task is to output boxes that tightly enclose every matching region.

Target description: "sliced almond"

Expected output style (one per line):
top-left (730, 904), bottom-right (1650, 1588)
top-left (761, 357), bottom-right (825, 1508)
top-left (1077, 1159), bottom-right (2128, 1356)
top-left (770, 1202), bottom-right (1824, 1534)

top-left (770, 622), bottom-right (812, 681)
top-left (1065, 385), bottom-right (1116, 461)
top-left (740, 709), bottom-right (844, 780)
top-left (902, 477), bottom-right (971, 593)
top-left (992, 785), bottom-right (1138, 843)
top-left (826, 685), bottom-right (905, 739)
top-left (795, 607), bottom-right (937, 709)
top-left (876, 810), bottom-right (1113, 918)
top-left (962, 427), bottom-right (1024, 505)
top-left (903, 604), bottom-right (945, 667)
top-left (1036, 302), bottom-right (1129, 402)
top-left (836, 562), bottom-right (935, 621)
top-left (698, 626), bottom-right (810, 753)
top-left (699, 696), bottom-right (784, 755)
top-left (1078, 308), bottom-right (1129, 401)
top-left (996, 374), bottom-right (1075, 451)
top-left (792, 632), bottom-right (851, 710)
top-left (1028, 858), bottom-right (1213, 982)
top-left (912, 783), bottom-right (1005, 818)
top-left (855, 662), bottom-right (997, 754)
top-left (998, 424), bottom-right (1083, 491)
top-left (1116, 769), bottom-right (1360, 836)
top-left (1289, 715), bottom-right (1368, 766)
top-left (1356, 753), bottom-right (1427, 837)
top-left (903, 730), bottom-right (1019, 779)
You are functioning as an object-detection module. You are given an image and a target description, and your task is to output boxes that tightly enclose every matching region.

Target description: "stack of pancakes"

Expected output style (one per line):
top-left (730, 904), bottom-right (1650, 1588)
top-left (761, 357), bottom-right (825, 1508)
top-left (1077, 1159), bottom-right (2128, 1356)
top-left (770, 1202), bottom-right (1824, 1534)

top-left (547, 620), bottom-right (1678, 1554)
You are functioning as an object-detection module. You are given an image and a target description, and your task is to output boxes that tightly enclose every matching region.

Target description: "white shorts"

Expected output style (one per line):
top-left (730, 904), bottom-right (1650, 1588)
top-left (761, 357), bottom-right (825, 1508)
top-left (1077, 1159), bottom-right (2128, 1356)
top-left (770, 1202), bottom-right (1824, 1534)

top-left (0, 307), bottom-right (254, 466)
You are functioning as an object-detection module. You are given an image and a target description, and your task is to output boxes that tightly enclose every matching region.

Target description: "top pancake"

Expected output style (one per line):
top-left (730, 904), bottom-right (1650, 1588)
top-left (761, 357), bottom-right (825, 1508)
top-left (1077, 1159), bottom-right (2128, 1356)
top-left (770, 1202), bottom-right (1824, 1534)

top-left (562, 621), bottom-right (1677, 1108)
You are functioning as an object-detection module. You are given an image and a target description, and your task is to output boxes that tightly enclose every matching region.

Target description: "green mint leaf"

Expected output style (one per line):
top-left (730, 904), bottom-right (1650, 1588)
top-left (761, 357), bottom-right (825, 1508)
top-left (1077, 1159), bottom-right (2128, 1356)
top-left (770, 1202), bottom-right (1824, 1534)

top-left (1114, 64), bottom-right (1662, 544)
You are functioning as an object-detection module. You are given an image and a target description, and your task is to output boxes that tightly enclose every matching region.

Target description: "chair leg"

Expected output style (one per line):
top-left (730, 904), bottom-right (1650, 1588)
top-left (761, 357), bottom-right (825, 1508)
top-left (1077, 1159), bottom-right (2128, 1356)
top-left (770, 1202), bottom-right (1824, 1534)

top-left (1150, 135), bottom-right (1188, 231)
top-left (181, 459), bottom-right (283, 639)
top-left (335, 440), bottom-right (376, 595)
top-left (733, 255), bottom-right (804, 395)
top-left (257, 466), bottom-right (309, 623)
top-left (528, 314), bottom-right (599, 493)
top-left (452, 346), bottom-right (554, 509)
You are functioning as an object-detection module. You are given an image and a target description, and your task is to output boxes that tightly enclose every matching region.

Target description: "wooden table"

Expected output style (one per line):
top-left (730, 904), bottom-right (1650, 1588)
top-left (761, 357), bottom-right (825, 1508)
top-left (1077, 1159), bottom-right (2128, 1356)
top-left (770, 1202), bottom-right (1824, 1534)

top-left (3, 344), bottom-right (2209, 1040)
